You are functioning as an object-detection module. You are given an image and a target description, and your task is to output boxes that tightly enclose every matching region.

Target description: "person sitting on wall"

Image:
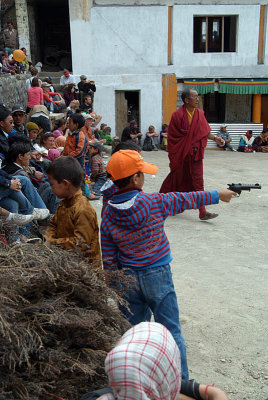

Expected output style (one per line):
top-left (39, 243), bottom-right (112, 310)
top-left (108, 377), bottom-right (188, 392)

top-left (2, 49), bottom-right (19, 74)
top-left (20, 47), bottom-right (32, 73)
top-left (63, 83), bottom-right (79, 107)
top-left (26, 67), bottom-right (40, 91)
top-left (42, 83), bottom-right (66, 113)
top-left (237, 130), bottom-right (254, 152)
top-left (60, 69), bottom-right (75, 90)
top-left (0, 52), bottom-right (15, 74)
top-left (80, 94), bottom-right (93, 113)
top-left (67, 100), bottom-right (80, 117)
top-left (216, 124), bottom-right (236, 151)
top-left (42, 76), bottom-right (55, 92)
top-left (78, 74), bottom-right (96, 104)
top-left (252, 129), bottom-right (268, 152)
top-left (121, 120), bottom-right (142, 145)
top-left (28, 105), bottom-right (51, 134)
top-left (26, 77), bottom-right (43, 114)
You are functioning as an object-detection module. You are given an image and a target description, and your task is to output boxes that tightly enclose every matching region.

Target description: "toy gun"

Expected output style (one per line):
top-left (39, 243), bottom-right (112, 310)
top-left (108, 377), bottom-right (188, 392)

top-left (227, 183), bottom-right (261, 196)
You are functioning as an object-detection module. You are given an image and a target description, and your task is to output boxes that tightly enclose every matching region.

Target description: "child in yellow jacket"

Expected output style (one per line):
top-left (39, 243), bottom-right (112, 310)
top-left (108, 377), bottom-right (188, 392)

top-left (45, 156), bottom-right (101, 267)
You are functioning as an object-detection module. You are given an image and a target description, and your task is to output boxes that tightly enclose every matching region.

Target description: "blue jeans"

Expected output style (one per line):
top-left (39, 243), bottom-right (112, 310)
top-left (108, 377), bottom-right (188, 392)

top-left (0, 186), bottom-right (34, 214)
top-left (92, 176), bottom-right (107, 196)
top-left (120, 264), bottom-right (189, 379)
top-left (38, 181), bottom-right (60, 214)
top-left (19, 176), bottom-right (46, 209)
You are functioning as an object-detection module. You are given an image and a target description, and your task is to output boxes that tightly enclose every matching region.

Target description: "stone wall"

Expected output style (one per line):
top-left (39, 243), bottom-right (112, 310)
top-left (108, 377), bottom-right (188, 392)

top-left (225, 94), bottom-right (252, 123)
top-left (0, 73), bottom-right (28, 109)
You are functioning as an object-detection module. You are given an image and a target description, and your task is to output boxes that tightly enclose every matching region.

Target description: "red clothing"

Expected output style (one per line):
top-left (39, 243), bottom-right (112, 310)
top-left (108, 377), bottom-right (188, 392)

top-left (43, 92), bottom-right (61, 104)
top-left (160, 105), bottom-right (210, 217)
top-left (27, 87), bottom-right (43, 108)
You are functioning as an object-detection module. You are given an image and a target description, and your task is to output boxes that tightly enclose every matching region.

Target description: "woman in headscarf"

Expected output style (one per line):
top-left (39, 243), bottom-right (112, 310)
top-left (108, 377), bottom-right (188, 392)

top-left (47, 149), bottom-right (61, 162)
top-left (237, 130), bottom-right (254, 152)
top-left (252, 129), bottom-right (268, 152)
top-left (82, 322), bottom-right (228, 400)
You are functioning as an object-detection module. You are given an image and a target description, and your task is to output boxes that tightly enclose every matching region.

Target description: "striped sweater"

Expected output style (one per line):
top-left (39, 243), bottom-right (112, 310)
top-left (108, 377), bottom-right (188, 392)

top-left (101, 189), bottom-right (219, 271)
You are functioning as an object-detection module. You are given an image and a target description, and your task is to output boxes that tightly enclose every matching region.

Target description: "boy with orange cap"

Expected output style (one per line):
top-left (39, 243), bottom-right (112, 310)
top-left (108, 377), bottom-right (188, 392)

top-left (101, 150), bottom-right (236, 380)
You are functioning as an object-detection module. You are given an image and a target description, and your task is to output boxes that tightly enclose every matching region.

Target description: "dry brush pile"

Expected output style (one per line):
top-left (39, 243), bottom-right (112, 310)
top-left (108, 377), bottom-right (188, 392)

top-left (0, 241), bottom-right (130, 400)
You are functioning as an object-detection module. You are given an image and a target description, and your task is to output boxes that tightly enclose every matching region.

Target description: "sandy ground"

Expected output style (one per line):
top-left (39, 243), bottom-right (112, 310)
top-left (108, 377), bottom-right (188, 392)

top-left (94, 149), bottom-right (268, 400)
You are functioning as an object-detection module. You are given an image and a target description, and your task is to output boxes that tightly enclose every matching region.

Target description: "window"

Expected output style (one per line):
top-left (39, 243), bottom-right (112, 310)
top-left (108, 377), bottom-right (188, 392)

top-left (194, 16), bottom-right (237, 53)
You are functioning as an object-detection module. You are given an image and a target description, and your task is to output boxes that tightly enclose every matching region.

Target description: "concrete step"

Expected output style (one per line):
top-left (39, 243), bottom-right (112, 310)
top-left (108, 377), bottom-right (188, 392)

top-left (39, 71), bottom-right (65, 78)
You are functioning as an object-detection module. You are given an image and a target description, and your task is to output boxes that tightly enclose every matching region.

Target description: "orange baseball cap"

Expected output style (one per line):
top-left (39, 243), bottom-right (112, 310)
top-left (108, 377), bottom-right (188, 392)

top-left (106, 150), bottom-right (158, 181)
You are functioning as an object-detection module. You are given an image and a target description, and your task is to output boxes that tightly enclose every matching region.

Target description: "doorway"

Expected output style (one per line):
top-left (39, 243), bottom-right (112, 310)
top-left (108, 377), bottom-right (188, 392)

top-left (30, 0), bottom-right (72, 70)
top-left (203, 92), bottom-right (226, 122)
top-left (115, 91), bottom-right (140, 139)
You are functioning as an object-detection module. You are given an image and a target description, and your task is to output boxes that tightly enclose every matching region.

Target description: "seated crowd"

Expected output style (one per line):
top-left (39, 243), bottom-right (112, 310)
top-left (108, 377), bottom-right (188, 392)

top-left (0, 73), bottom-right (110, 243)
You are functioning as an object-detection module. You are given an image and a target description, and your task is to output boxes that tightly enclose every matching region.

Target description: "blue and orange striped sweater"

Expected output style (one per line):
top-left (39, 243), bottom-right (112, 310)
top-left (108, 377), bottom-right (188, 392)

top-left (101, 188), bottom-right (219, 271)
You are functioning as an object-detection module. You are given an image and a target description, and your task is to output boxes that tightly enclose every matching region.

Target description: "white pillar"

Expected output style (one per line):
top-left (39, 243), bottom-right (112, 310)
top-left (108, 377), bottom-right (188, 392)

top-left (15, 0), bottom-right (31, 58)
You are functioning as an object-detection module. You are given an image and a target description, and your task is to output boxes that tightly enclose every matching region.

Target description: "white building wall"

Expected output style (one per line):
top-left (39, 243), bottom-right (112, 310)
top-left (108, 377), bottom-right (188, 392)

top-left (69, 3), bottom-right (267, 131)
top-left (172, 4), bottom-right (262, 77)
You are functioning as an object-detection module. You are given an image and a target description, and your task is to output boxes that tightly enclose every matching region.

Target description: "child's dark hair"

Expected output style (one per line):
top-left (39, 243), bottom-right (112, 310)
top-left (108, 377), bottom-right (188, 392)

top-left (113, 171), bottom-right (142, 189)
top-left (111, 140), bottom-right (141, 155)
top-left (6, 141), bottom-right (31, 163)
top-left (9, 133), bottom-right (30, 146)
top-left (162, 123), bottom-right (168, 131)
top-left (40, 132), bottom-right (54, 145)
top-left (46, 156), bottom-right (83, 187)
top-left (53, 118), bottom-right (66, 130)
top-left (103, 126), bottom-right (111, 135)
top-left (31, 77), bottom-right (39, 87)
top-left (100, 123), bottom-right (107, 130)
top-left (0, 105), bottom-right (11, 121)
top-left (69, 113), bottom-right (85, 129)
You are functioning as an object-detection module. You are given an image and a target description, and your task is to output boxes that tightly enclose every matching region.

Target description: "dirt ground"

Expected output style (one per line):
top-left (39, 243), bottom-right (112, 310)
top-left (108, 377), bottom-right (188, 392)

top-left (94, 149), bottom-right (268, 400)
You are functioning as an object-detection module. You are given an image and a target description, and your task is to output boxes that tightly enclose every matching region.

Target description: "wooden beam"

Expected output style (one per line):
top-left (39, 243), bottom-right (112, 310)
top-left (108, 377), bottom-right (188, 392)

top-left (252, 94), bottom-right (262, 123)
top-left (168, 6), bottom-right (173, 65)
top-left (162, 74), bottom-right (177, 125)
top-left (258, 4), bottom-right (266, 64)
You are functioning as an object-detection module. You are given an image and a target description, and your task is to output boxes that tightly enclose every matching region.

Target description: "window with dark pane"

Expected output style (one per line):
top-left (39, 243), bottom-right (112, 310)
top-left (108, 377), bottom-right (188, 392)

top-left (194, 16), bottom-right (237, 53)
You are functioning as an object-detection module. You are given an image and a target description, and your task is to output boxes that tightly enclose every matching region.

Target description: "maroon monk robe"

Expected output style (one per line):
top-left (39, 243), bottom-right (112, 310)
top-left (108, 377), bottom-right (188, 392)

top-left (160, 105), bottom-right (211, 217)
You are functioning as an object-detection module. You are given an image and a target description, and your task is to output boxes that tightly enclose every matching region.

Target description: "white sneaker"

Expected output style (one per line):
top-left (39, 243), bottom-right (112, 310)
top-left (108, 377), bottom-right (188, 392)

top-left (32, 208), bottom-right (50, 221)
top-left (6, 213), bottom-right (34, 226)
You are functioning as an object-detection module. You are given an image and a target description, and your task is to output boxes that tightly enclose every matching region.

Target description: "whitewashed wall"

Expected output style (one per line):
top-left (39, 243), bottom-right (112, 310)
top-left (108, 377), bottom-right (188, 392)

top-left (173, 4), bottom-right (262, 77)
top-left (69, 3), bottom-right (267, 132)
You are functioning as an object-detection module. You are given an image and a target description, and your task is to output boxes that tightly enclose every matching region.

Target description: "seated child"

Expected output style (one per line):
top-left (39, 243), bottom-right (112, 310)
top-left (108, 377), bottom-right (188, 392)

top-left (26, 122), bottom-right (40, 150)
top-left (101, 150), bottom-right (236, 380)
top-left (160, 123), bottom-right (168, 150)
top-left (45, 156), bottom-right (101, 266)
top-left (89, 142), bottom-right (107, 199)
top-left (145, 125), bottom-right (159, 151)
top-left (63, 113), bottom-right (88, 168)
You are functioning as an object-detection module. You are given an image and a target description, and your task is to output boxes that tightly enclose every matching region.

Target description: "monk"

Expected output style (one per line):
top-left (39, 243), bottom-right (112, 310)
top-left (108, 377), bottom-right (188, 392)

top-left (160, 88), bottom-right (224, 220)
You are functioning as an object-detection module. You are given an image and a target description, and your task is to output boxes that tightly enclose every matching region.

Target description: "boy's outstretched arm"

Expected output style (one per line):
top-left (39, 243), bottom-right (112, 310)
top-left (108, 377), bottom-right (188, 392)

top-left (159, 189), bottom-right (236, 217)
